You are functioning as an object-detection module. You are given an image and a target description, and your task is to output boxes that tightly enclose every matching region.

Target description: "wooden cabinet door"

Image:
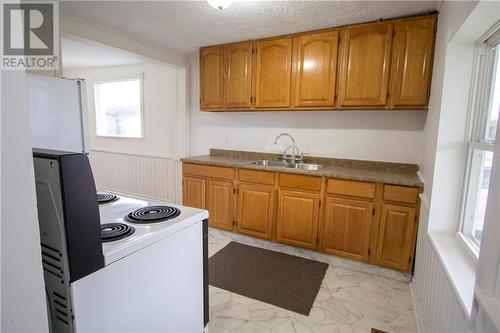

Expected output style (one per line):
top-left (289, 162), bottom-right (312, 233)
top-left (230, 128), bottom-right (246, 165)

top-left (292, 30), bottom-right (339, 108)
top-left (224, 42), bottom-right (253, 109)
top-left (338, 22), bottom-right (393, 107)
top-left (390, 16), bottom-right (436, 107)
top-left (276, 190), bottom-right (319, 249)
top-left (375, 204), bottom-right (416, 271)
top-left (200, 46), bottom-right (224, 109)
top-left (236, 183), bottom-right (274, 239)
top-left (255, 38), bottom-right (293, 108)
top-left (182, 176), bottom-right (206, 209)
top-left (322, 197), bottom-right (373, 262)
top-left (207, 179), bottom-right (235, 231)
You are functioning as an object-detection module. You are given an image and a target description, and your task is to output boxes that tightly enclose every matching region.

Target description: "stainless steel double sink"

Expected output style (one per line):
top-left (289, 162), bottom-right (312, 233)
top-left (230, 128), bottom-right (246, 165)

top-left (248, 160), bottom-right (324, 171)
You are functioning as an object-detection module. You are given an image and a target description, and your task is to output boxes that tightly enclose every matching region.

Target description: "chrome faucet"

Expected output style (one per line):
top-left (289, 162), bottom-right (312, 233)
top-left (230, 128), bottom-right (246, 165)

top-left (273, 133), bottom-right (302, 165)
top-left (283, 143), bottom-right (304, 164)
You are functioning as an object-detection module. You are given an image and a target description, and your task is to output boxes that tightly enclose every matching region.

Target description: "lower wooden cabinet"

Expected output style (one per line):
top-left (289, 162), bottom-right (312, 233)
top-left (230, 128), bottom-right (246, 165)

top-left (206, 179), bottom-right (235, 231)
top-left (182, 162), bottom-right (421, 272)
top-left (236, 183), bottom-right (275, 239)
top-left (322, 196), bottom-right (373, 262)
top-left (182, 176), bottom-right (206, 209)
top-left (375, 204), bottom-right (416, 271)
top-left (276, 190), bottom-right (319, 249)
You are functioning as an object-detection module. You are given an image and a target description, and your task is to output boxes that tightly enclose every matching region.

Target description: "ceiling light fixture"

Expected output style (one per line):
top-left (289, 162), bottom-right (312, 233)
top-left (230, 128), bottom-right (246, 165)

top-left (207, 0), bottom-right (233, 10)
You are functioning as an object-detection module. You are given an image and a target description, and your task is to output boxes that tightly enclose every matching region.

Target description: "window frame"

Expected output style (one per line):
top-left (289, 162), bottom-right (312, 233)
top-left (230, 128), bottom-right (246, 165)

top-left (458, 23), bottom-right (500, 258)
top-left (94, 73), bottom-right (145, 139)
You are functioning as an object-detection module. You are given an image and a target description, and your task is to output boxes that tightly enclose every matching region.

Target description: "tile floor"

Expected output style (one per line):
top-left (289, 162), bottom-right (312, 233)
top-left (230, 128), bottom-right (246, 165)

top-left (207, 229), bottom-right (418, 333)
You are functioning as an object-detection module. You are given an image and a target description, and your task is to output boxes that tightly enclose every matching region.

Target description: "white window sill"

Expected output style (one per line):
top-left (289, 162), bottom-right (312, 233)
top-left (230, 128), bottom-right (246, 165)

top-left (428, 231), bottom-right (477, 319)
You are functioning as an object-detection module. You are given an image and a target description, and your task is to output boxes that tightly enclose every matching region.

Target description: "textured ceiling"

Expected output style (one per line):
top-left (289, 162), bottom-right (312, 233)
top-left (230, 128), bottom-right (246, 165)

top-left (61, 37), bottom-right (145, 69)
top-left (61, 1), bottom-right (441, 55)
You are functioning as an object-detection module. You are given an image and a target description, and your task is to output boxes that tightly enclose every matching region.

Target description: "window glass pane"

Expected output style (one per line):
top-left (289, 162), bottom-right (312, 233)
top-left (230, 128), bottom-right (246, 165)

top-left (462, 149), bottom-right (493, 248)
top-left (484, 46), bottom-right (499, 142)
top-left (95, 79), bottom-right (142, 138)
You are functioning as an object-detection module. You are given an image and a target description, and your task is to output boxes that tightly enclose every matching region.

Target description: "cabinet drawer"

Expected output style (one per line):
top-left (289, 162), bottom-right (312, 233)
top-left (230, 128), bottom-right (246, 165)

top-left (239, 169), bottom-right (275, 185)
top-left (183, 163), bottom-right (234, 180)
top-left (383, 185), bottom-right (419, 204)
top-left (326, 179), bottom-right (375, 199)
top-left (279, 173), bottom-right (321, 191)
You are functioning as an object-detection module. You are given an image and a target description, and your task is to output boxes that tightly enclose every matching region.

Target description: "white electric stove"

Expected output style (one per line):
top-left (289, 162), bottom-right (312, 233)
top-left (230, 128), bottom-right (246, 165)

top-left (34, 149), bottom-right (209, 333)
top-left (70, 191), bottom-right (209, 332)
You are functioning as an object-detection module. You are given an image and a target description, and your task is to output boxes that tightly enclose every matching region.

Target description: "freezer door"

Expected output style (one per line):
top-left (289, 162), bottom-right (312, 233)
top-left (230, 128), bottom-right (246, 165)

top-left (27, 74), bottom-right (89, 153)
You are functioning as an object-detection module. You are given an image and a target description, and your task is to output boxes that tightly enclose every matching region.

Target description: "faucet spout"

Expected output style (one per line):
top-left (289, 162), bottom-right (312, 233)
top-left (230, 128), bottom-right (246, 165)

top-left (273, 133), bottom-right (295, 145)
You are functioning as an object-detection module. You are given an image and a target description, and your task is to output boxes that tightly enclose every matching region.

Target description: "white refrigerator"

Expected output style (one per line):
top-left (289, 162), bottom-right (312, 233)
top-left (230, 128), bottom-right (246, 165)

top-left (26, 73), bottom-right (89, 153)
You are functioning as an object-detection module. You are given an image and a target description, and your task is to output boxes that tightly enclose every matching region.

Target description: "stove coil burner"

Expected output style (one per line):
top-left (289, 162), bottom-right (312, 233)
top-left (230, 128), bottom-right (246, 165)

top-left (124, 205), bottom-right (181, 224)
top-left (101, 223), bottom-right (135, 243)
top-left (97, 192), bottom-right (119, 205)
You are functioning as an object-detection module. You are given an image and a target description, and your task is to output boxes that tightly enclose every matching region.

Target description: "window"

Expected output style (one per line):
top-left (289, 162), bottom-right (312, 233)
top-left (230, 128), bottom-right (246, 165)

top-left (460, 29), bottom-right (500, 253)
top-left (94, 77), bottom-right (143, 138)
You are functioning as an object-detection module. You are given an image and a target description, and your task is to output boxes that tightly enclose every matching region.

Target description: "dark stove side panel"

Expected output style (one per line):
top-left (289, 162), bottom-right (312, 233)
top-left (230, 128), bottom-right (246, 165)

top-left (34, 150), bottom-right (104, 332)
top-left (35, 163), bottom-right (74, 333)
top-left (58, 153), bottom-right (104, 282)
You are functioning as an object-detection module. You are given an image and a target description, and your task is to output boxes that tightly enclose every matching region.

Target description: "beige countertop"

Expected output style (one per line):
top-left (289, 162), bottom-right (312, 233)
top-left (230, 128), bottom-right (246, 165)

top-left (181, 149), bottom-right (423, 188)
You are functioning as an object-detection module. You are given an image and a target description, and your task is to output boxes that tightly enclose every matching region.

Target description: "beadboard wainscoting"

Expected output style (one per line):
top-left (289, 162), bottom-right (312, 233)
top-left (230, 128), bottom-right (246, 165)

top-left (411, 196), bottom-right (471, 332)
top-left (89, 150), bottom-right (182, 204)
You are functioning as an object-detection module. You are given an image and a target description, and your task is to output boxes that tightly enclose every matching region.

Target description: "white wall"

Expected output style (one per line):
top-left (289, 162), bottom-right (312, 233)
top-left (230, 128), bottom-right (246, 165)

top-left (64, 63), bottom-right (187, 201)
top-left (426, 42), bottom-right (476, 232)
top-left (413, 1), bottom-right (500, 332)
top-left (88, 150), bottom-right (182, 203)
top-left (412, 199), bottom-right (473, 333)
top-left (64, 63), bottom-right (180, 158)
top-left (419, 0), bottom-right (479, 198)
top-left (60, 16), bottom-right (186, 67)
top-left (1, 71), bottom-right (49, 331)
top-left (424, 0), bottom-right (499, 233)
top-left (188, 54), bottom-right (426, 164)
top-left (412, 2), bottom-right (478, 329)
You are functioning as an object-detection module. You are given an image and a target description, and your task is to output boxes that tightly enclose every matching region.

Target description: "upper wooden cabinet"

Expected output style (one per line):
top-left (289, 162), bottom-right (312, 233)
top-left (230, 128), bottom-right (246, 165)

top-left (338, 21), bottom-right (393, 107)
top-left (224, 42), bottom-right (254, 109)
top-left (200, 46), bottom-right (224, 109)
top-left (254, 38), bottom-right (293, 108)
top-left (199, 14), bottom-right (437, 112)
top-left (292, 30), bottom-right (339, 108)
top-left (390, 16), bottom-right (436, 107)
